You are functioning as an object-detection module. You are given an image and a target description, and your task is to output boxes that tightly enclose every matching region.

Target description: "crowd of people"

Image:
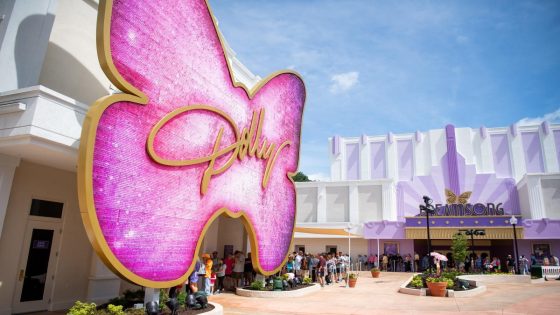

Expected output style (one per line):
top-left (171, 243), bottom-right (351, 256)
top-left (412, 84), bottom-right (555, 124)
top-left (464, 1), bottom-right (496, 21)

top-left (175, 249), bottom-right (560, 297)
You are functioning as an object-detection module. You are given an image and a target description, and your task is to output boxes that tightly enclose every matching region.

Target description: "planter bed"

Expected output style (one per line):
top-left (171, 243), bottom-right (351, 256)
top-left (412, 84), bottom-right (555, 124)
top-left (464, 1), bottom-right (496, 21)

top-left (159, 302), bottom-right (221, 315)
top-left (398, 274), bottom-right (486, 298)
top-left (236, 283), bottom-right (320, 298)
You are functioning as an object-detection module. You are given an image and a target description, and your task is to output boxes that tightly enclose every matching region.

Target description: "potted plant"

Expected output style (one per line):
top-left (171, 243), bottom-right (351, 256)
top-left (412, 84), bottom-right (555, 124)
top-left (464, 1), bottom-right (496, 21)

top-left (370, 267), bottom-right (381, 278)
top-left (426, 276), bottom-right (449, 297)
top-left (348, 272), bottom-right (358, 288)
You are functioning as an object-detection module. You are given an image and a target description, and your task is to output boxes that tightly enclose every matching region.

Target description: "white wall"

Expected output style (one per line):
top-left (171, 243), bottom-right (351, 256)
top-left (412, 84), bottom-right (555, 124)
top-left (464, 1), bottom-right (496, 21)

top-left (39, 0), bottom-right (111, 105)
top-left (0, 0), bottom-right (56, 92)
top-left (292, 238), bottom-right (368, 261)
top-left (0, 161), bottom-right (92, 313)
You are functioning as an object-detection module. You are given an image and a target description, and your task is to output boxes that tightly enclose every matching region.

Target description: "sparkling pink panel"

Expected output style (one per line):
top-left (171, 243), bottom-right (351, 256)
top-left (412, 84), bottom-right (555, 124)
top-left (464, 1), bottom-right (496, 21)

top-left (91, 0), bottom-right (305, 282)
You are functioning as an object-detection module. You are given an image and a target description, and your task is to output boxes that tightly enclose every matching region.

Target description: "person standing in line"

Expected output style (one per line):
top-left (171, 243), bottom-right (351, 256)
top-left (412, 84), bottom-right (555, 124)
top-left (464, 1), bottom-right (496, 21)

top-left (202, 253), bottom-right (213, 296)
top-left (224, 253), bottom-right (234, 291)
top-left (310, 254), bottom-right (319, 282)
top-left (414, 252), bottom-right (420, 272)
top-left (214, 259), bottom-right (226, 294)
top-left (382, 254), bottom-right (389, 271)
top-left (317, 253), bottom-right (326, 287)
top-left (294, 251), bottom-right (303, 277)
top-left (552, 255), bottom-right (559, 266)
top-left (519, 255), bottom-right (529, 275)
top-left (506, 255), bottom-right (515, 273)
top-left (244, 252), bottom-right (254, 287)
top-left (233, 251), bottom-right (245, 287)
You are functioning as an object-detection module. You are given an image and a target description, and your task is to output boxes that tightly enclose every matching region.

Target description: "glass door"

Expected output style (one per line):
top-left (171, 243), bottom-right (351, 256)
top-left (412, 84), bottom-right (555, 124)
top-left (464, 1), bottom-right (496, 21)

top-left (12, 220), bottom-right (61, 313)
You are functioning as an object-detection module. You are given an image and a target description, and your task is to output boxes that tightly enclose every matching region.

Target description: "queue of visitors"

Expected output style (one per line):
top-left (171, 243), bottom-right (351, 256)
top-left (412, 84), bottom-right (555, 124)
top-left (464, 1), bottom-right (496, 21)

top-left (176, 249), bottom-right (560, 297)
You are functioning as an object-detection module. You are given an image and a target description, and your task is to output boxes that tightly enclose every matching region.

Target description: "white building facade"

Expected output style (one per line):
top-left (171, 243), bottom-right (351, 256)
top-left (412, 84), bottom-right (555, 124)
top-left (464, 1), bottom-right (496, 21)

top-left (0, 1), bottom-right (261, 313)
top-left (294, 124), bottom-right (560, 267)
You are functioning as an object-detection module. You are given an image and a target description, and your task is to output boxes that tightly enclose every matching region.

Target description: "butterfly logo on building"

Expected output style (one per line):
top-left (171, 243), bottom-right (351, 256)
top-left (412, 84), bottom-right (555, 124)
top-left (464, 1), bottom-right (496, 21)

top-left (77, 0), bottom-right (305, 287)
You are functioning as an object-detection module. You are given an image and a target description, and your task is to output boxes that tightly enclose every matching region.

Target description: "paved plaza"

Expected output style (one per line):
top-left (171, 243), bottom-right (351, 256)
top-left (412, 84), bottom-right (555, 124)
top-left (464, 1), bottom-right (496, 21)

top-left (209, 272), bottom-right (560, 315)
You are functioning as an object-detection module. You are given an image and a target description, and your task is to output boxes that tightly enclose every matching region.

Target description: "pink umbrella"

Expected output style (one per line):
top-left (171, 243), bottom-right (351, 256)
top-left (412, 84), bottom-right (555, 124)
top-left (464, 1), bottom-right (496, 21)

top-left (430, 252), bottom-right (448, 261)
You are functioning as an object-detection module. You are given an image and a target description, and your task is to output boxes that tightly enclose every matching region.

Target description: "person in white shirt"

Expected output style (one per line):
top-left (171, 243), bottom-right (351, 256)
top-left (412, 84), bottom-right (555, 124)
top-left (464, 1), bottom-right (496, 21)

top-left (294, 251), bottom-right (303, 276)
top-left (214, 259), bottom-right (227, 294)
top-left (233, 251), bottom-right (245, 287)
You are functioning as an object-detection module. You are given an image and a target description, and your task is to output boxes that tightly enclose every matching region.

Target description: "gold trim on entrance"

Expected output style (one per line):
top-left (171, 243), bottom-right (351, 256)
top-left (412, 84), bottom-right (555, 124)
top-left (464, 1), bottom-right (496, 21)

top-left (294, 227), bottom-right (359, 237)
top-left (405, 227), bottom-right (524, 239)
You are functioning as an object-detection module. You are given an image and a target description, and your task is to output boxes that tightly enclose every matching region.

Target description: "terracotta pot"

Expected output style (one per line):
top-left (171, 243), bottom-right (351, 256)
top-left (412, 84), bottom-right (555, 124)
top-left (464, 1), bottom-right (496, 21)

top-left (371, 271), bottom-right (381, 278)
top-left (348, 278), bottom-right (357, 288)
top-left (427, 281), bottom-right (447, 297)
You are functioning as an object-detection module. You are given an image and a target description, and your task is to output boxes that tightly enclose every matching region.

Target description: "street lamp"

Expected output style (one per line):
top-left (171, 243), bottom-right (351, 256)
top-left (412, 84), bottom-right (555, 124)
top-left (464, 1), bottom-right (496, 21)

top-left (419, 196), bottom-right (436, 272)
top-left (510, 216), bottom-right (520, 274)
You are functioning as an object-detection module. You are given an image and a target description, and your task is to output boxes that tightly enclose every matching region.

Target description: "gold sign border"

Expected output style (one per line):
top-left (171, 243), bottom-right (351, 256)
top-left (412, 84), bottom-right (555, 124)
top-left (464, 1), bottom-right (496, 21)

top-left (405, 227), bottom-right (524, 240)
top-left (77, 0), bottom-right (306, 288)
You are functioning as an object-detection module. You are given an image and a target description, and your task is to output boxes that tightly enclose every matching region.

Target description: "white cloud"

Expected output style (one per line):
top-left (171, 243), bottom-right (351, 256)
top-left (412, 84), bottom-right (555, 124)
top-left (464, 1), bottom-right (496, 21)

top-left (329, 71), bottom-right (359, 94)
top-left (517, 107), bottom-right (560, 126)
top-left (308, 172), bottom-right (330, 182)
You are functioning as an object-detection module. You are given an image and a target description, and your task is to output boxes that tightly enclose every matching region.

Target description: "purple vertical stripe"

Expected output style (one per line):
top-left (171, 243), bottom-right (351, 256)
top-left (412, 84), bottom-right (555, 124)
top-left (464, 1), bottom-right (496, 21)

top-left (554, 130), bottom-right (560, 169)
top-left (445, 125), bottom-right (460, 195)
top-left (397, 140), bottom-right (413, 181)
top-left (490, 134), bottom-right (512, 178)
top-left (346, 143), bottom-right (360, 180)
top-left (370, 141), bottom-right (386, 179)
top-left (332, 135), bottom-right (341, 156)
top-left (521, 132), bottom-right (544, 173)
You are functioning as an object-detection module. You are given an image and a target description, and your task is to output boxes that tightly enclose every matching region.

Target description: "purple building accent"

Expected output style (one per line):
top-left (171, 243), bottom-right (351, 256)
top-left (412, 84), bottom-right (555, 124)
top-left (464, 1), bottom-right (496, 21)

top-left (364, 221), bottom-right (406, 239)
top-left (541, 121), bottom-right (550, 135)
top-left (521, 132), bottom-right (545, 173)
top-left (523, 219), bottom-right (560, 239)
top-left (387, 132), bottom-right (394, 144)
top-left (370, 141), bottom-right (386, 179)
top-left (332, 135), bottom-right (341, 156)
top-left (510, 123), bottom-right (518, 137)
top-left (415, 131), bottom-right (422, 143)
top-left (361, 134), bottom-right (368, 145)
top-left (346, 143), bottom-right (360, 180)
top-left (445, 125), bottom-right (460, 195)
top-left (397, 140), bottom-right (413, 181)
top-left (405, 216), bottom-right (521, 228)
top-left (490, 134), bottom-right (513, 178)
top-left (480, 126), bottom-right (487, 139)
top-left (554, 130), bottom-right (560, 166)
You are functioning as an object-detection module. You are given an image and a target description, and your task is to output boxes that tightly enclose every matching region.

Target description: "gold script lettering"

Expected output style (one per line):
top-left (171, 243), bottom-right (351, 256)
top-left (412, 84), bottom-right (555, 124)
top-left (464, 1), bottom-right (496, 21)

top-left (146, 105), bottom-right (291, 195)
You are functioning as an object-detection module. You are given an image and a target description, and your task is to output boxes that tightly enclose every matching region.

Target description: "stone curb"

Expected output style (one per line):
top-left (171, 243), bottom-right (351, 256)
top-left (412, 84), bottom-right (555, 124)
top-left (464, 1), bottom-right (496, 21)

top-left (235, 283), bottom-right (321, 298)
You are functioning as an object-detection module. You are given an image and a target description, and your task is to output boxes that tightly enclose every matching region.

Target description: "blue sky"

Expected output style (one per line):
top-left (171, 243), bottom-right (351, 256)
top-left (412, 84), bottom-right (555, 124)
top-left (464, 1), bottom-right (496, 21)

top-left (210, 0), bottom-right (560, 180)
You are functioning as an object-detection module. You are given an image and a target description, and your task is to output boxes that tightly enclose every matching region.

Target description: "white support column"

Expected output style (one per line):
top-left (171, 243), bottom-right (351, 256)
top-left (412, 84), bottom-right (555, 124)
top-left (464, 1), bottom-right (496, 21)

top-left (509, 127), bottom-right (525, 182)
top-left (348, 184), bottom-right (359, 223)
top-left (360, 138), bottom-right (369, 180)
top-left (317, 185), bottom-right (327, 223)
top-left (386, 139), bottom-right (397, 180)
top-left (86, 255), bottom-right (121, 304)
top-left (0, 154), bottom-right (20, 238)
top-left (526, 176), bottom-right (546, 219)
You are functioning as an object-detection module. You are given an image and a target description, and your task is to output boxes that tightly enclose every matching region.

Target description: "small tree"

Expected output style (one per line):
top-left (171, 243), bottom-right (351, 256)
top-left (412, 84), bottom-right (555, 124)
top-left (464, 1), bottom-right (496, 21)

top-left (292, 171), bottom-right (311, 182)
top-left (451, 233), bottom-right (469, 269)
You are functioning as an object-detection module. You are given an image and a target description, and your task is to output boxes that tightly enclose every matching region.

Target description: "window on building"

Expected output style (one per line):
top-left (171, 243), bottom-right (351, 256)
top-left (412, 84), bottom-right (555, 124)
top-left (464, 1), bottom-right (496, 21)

top-left (370, 141), bottom-right (386, 179)
top-left (346, 143), bottom-right (360, 180)
top-left (326, 245), bottom-right (337, 254)
top-left (521, 132), bottom-right (544, 173)
top-left (490, 134), bottom-right (512, 178)
top-left (397, 140), bottom-right (413, 181)
top-left (29, 199), bottom-right (63, 218)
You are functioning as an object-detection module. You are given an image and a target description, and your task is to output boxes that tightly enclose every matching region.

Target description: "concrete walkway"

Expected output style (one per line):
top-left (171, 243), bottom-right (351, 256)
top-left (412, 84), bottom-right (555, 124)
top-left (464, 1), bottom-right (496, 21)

top-left (208, 272), bottom-right (560, 315)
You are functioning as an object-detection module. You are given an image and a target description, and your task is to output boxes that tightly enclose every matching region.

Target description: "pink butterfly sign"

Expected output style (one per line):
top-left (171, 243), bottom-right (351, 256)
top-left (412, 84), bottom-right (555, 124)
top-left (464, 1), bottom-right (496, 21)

top-left (78, 0), bottom-right (305, 287)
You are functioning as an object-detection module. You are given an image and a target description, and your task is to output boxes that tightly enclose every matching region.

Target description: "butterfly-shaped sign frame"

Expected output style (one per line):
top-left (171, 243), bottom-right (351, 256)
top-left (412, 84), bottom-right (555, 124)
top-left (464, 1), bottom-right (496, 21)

top-left (77, 0), bottom-right (305, 288)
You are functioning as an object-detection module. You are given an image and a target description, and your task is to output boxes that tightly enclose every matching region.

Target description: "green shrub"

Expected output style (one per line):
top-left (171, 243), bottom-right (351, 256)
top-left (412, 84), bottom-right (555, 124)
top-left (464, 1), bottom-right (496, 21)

top-left (177, 291), bottom-right (186, 306)
top-left (250, 280), bottom-right (265, 290)
top-left (281, 274), bottom-right (290, 281)
top-left (68, 301), bottom-right (97, 315)
top-left (302, 277), bottom-right (312, 284)
top-left (444, 278), bottom-right (454, 289)
top-left (107, 304), bottom-right (124, 315)
top-left (410, 275), bottom-right (424, 288)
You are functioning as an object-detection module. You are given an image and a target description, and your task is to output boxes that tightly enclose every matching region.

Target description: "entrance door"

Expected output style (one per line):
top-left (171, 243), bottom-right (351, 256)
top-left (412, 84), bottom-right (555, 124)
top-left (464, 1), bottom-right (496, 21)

top-left (12, 220), bottom-right (61, 313)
